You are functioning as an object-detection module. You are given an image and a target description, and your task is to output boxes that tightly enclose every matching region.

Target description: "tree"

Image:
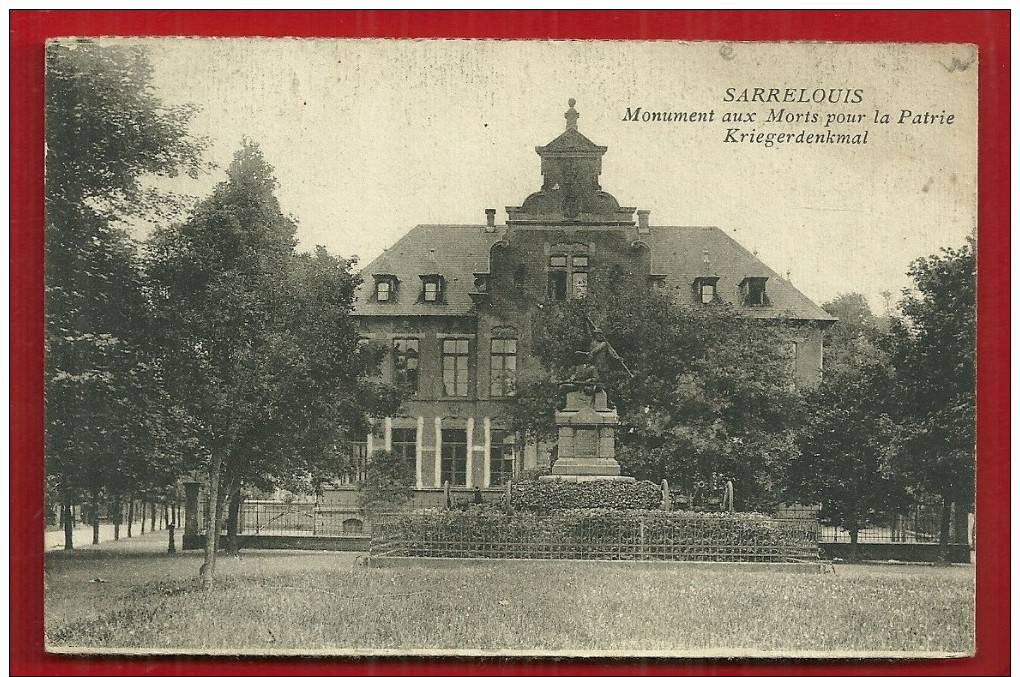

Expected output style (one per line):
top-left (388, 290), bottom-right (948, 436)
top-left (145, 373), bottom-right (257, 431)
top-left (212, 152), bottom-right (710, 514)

top-left (504, 277), bottom-right (804, 511)
top-left (44, 40), bottom-right (204, 549)
top-left (788, 294), bottom-right (910, 561)
top-left (147, 142), bottom-right (395, 586)
top-left (358, 448), bottom-right (417, 512)
top-left (888, 239), bottom-right (976, 558)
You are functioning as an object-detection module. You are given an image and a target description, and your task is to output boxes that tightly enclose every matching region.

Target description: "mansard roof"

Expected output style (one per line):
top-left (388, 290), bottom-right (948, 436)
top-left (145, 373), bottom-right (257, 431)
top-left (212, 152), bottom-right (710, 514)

top-left (645, 226), bottom-right (835, 322)
top-left (353, 223), bottom-right (835, 323)
top-left (353, 101), bottom-right (832, 323)
top-left (355, 224), bottom-right (507, 316)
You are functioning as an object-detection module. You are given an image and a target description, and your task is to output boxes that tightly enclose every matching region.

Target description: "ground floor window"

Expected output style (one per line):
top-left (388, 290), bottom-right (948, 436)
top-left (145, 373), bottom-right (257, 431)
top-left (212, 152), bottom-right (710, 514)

top-left (489, 431), bottom-right (515, 486)
top-left (441, 428), bottom-right (468, 487)
top-left (339, 441), bottom-right (368, 485)
top-left (391, 427), bottom-right (417, 480)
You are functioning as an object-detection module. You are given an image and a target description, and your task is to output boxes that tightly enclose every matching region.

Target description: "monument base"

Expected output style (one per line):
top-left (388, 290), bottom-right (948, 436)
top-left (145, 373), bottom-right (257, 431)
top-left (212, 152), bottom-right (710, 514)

top-left (548, 456), bottom-right (625, 477)
top-left (538, 474), bottom-right (636, 484)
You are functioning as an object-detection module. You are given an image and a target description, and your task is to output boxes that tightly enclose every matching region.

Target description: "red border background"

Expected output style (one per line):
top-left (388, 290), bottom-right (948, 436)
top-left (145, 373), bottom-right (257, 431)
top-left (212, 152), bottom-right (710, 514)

top-left (10, 10), bottom-right (1010, 676)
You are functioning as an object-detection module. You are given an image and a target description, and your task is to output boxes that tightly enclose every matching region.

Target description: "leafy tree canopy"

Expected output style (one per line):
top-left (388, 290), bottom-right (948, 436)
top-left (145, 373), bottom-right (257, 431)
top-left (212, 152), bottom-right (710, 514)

top-left (44, 41), bottom-right (205, 548)
top-left (888, 238), bottom-right (976, 509)
top-left (503, 277), bottom-right (803, 510)
top-left (789, 294), bottom-right (910, 554)
top-left (146, 142), bottom-right (397, 584)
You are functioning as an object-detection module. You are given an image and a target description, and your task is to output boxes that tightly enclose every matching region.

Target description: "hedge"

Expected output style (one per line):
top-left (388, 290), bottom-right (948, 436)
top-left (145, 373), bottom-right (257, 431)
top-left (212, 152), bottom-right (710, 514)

top-left (509, 479), bottom-right (662, 513)
top-left (373, 507), bottom-right (820, 562)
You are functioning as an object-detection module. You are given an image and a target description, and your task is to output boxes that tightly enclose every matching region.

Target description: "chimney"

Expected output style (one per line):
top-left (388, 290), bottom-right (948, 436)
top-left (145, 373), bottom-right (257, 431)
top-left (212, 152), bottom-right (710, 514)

top-left (637, 210), bottom-right (650, 234)
top-left (485, 208), bottom-right (496, 232)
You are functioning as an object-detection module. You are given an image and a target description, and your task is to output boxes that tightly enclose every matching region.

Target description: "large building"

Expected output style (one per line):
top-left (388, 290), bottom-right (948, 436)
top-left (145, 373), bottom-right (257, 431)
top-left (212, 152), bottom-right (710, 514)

top-left (348, 100), bottom-right (834, 492)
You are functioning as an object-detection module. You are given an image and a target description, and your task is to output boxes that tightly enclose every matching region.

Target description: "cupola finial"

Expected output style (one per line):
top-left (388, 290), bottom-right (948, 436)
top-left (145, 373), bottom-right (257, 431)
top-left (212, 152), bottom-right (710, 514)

top-left (565, 98), bottom-right (579, 130)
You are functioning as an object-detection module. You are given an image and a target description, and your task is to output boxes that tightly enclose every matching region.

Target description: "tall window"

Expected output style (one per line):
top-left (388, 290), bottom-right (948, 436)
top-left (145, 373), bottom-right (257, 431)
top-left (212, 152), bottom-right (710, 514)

top-left (786, 341), bottom-right (799, 392)
top-left (548, 256), bottom-right (568, 300)
top-left (548, 253), bottom-right (590, 300)
top-left (442, 338), bottom-right (470, 397)
top-left (490, 338), bottom-right (517, 397)
top-left (376, 279), bottom-right (392, 302)
top-left (441, 428), bottom-right (468, 487)
top-left (339, 441), bottom-right (369, 485)
top-left (393, 338), bottom-right (419, 395)
top-left (489, 431), bottom-right (515, 486)
top-left (571, 255), bottom-right (589, 299)
top-left (391, 427), bottom-right (417, 479)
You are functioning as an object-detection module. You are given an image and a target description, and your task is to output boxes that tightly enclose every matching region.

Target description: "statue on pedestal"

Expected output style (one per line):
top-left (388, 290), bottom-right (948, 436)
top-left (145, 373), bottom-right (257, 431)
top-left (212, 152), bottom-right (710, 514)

top-left (548, 315), bottom-right (634, 482)
top-left (563, 316), bottom-right (633, 398)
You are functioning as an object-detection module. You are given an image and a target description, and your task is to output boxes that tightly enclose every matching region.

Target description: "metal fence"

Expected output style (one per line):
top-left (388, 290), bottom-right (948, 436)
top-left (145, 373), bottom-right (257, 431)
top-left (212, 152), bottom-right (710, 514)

top-left (370, 512), bottom-right (821, 563)
top-left (197, 498), bottom-right (370, 537)
top-left (774, 503), bottom-right (961, 544)
top-left (194, 488), bottom-right (511, 538)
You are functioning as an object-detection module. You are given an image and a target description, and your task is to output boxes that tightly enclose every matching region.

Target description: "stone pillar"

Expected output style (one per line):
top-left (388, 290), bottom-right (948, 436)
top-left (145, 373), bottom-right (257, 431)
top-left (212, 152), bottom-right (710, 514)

top-left (466, 417), bottom-right (474, 488)
top-left (434, 418), bottom-right (442, 488)
top-left (483, 417), bottom-right (492, 488)
top-left (415, 416), bottom-right (424, 490)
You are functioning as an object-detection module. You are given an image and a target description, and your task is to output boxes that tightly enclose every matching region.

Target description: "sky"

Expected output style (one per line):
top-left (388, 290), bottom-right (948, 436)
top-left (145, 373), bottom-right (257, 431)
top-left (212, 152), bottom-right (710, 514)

top-left (112, 38), bottom-right (975, 313)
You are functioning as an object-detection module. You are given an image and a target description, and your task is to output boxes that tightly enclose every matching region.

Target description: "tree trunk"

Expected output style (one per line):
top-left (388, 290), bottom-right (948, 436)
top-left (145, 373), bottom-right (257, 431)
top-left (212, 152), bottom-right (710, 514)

top-left (177, 504), bottom-right (182, 526)
top-left (151, 500), bottom-right (157, 531)
top-left (214, 478), bottom-right (237, 555)
top-left (226, 490), bottom-right (242, 554)
top-left (112, 496), bottom-right (121, 541)
top-left (140, 500), bottom-right (147, 534)
top-left (201, 451), bottom-right (225, 590)
top-left (62, 487), bottom-right (74, 551)
top-left (848, 528), bottom-right (860, 563)
top-left (91, 487), bottom-right (100, 545)
top-left (938, 496), bottom-right (952, 563)
top-left (58, 502), bottom-right (64, 529)
top-left (127, 496), bottom-right (135, 538)
top-left (952, 502), bottom-right (971, 546)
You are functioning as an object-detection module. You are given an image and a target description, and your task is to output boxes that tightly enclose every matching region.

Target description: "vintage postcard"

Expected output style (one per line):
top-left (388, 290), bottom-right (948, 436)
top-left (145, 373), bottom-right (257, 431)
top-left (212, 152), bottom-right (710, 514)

top-left (41, 37), bottom-right (978, 660)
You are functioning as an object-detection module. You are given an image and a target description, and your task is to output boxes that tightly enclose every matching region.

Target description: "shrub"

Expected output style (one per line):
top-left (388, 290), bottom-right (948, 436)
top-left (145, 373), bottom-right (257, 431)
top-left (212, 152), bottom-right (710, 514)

top-left (510, 479), bottom-right (661, 513)
top-left (377, 509), bottom-right (819, 562)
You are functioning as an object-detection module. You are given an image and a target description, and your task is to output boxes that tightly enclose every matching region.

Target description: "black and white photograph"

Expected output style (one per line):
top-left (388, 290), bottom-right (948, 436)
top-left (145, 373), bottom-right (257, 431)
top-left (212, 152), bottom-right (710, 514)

top-left (42, 37), bottom-right (977, 658)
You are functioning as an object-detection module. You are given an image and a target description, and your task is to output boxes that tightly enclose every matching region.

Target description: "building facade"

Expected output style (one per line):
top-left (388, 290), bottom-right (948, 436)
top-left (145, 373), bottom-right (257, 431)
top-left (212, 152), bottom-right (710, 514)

top-left (347, 101), bottom-right (835, 492)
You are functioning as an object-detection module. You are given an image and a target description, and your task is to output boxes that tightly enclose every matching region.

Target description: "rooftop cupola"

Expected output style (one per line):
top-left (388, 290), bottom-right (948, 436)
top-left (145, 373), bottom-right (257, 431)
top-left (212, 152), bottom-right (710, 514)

top-left (506, 99), bottom-right (637, 225)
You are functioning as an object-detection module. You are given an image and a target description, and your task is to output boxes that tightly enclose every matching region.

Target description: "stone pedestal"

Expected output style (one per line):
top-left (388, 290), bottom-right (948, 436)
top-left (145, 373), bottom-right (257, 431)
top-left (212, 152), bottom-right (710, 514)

top-left (543, 388), bottom-right (635, 483)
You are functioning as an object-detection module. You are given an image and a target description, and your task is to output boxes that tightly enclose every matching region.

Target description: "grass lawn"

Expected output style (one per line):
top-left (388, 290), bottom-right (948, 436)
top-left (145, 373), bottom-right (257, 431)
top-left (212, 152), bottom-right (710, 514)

top-left (45, 549), bottom-right (974, 656)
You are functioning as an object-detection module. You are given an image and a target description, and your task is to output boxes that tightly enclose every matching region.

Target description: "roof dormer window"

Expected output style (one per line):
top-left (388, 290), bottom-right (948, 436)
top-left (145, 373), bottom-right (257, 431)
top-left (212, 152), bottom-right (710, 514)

top-left (373, 274), bottom-right (398, 303)
top-left (693, 276), bottom-right (720, 305)
top-left (421, 274), bottom-right (444, 303)
top-left (740, 277), bottom-right (770, 307)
